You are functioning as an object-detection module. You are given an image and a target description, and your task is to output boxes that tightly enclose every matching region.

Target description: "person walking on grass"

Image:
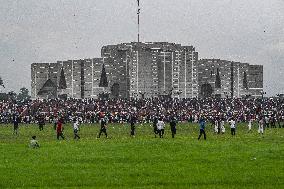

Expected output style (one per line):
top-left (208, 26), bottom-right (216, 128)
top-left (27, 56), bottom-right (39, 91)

top-left (153, 116), bottom-right (158, 138)
top-left (220, 119), bottom-right (225, 134)
top-left (13, 114), bottom-right (20, 135)
top-left (38, 114), bottom-right (45, 131)
top-left (229, 118), bottom-right (236, 136)
top-left (73, 118), bottom-right (80, 140)
top-left (170, 116), bottom-right (177, 138)
top-left (198, 116), bottom-right (206, 140)
top-left (156, 117), bottom-right (165, 138)
top-left (56, 118), bottom-right (65, 140)
top-left (130, 115), bottom-right (137, 137)
top-left (258, 117), bottom-right (264, 135)
top-left (97, 117), bottom-right (108, 138)
top-left (29, 136), bottom-right (40, 148)
top-left (248, 118), bottom-right (253, 132)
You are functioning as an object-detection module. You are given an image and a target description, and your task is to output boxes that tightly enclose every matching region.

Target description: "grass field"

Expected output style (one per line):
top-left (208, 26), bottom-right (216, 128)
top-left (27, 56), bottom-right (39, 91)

top-left (0, 122), bottom-right (283, 189)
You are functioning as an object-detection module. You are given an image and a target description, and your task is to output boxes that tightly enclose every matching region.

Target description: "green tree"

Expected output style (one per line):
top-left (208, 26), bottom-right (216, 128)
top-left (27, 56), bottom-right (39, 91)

top-left (17, 87), bottom-right (31, 102)
top-left (8, 91), bottom-right (17, 101)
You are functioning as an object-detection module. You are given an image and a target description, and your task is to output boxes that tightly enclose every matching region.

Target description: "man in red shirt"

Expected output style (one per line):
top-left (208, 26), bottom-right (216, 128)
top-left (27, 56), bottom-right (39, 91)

top-left (56, 118), bottom-right (65, 140)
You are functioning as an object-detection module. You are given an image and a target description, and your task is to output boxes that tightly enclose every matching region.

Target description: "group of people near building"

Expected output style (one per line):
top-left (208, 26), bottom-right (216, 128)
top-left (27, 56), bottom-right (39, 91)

top-left (0, 97), bottom-right (282, 147)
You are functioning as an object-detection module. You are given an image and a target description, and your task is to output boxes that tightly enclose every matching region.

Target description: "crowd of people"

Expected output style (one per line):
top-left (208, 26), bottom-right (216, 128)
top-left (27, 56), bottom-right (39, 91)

top-left (0, 97), bottom-right (283, 146)
top-left (1, 97), bottom-right (283, 127)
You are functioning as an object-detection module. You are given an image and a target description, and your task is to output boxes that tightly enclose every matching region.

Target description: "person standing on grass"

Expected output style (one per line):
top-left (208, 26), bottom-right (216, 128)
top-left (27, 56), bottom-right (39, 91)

top-left (156, 117), bottom-right (165, 138)
top-left (130, 115), bottom-right (137, 137)
top-left (248, 118), bottom-right (253, 132)
top-left (170, 116), bottom-right (177, 138)
top-left (198, 116), bottom-right (206, 140)
top-left (56, 118), bottom-right (65, 140)
top-left (153, 116), bottom-right (158, 138)
top-left (38, 114), bottom-right (45, 131)
top-left (53, 117), bottom-right (58, 130)
top-left (73, 118), bottom-right (80, 140)
top-left (220, 119), bottom-right (225, 134)
top-left (258, 117), bottom-right (264, 135)
top-left (97, 117), bottom-right (108, 138)
top-left (13, 114), bottom-right (20, 135)
top-left (229, 118), bottom-right (236, 136)
top-left (29, 136), bottom-right (40, 148)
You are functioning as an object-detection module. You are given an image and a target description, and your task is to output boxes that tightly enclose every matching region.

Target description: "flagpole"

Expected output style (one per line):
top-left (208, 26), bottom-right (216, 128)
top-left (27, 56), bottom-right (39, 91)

top-left (137, 0), bottom-right (140, 42)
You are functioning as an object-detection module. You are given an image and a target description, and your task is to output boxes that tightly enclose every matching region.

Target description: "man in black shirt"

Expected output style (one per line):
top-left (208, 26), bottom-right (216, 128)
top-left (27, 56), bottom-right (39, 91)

top-left (153, 117), bottom-right (158, 138)
top-left (97, 117), bottom-right (108, 138)
top-left (170, 117), bottom-right (177, 138)
top-left (13, 114), bottom-right (20, 135)
top-left (38, 115), bottom-right (45, 131)
top-left (130, 115), bottom-right (137, 137)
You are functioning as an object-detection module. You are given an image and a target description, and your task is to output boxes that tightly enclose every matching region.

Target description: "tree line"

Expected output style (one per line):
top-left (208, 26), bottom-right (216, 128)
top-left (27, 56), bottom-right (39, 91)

top-left (0, 76), bottom-right (31, 101)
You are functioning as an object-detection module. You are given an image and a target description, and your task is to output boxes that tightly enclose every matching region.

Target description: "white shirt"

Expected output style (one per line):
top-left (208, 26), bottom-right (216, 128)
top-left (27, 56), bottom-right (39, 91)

top-left (73, 121), bottom-right (79, 130)
top-left (229, 120), bottom-right (236, 128)
top-left (157, 120), bottom-right (165, 130)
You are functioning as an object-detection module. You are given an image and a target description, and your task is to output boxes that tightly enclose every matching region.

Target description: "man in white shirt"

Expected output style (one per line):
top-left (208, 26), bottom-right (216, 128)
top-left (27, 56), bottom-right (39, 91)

top-left (29, 136), bottom-right (40, 148)
top-left (248, 118), bottom-right (252, 132)
top-left (156, 118), bottom-right (165, 138)
top-left (73, 118), bottom-right (80, 140)
top-left (221, 120), bottom-right (225, 134)
top-left (229, 118), bottom-right (236, 136)
top-left (258, 117), bottom-right (264, 135)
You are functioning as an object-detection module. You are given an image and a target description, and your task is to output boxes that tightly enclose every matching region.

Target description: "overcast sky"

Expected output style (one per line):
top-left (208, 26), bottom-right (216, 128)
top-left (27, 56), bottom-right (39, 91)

top-left (0, 0), bottom-right (283, 96)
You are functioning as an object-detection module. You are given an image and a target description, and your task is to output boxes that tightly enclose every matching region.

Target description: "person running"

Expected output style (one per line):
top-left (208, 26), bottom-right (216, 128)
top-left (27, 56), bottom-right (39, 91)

top-left (29, 136), bottom-right (40, 148)
top-left (73, 118), bottom-right (80, 140)
top-left (229, 118), bottom-right (236, 136)
top-left (156, 118), bottom-right (165, 138)
top-left (198, 116), bottom-right (206, 140)
top-left (56, 118), bottom-right (65, 140)
top-left (169, 117), bottom-right (177, 138)
top-left (97, 117), bottom-right (108, 138)
top-left (130, 115), bottom-right (137, 137)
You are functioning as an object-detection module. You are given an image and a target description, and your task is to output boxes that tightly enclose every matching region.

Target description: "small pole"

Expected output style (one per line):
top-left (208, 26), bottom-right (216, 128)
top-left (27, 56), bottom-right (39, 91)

top-left (137, 0), bottom-right (140, 42)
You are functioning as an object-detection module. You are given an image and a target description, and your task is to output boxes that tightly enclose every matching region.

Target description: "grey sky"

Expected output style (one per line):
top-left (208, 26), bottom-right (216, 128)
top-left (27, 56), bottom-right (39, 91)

top-left (0, 0), bottom-right (283, 96)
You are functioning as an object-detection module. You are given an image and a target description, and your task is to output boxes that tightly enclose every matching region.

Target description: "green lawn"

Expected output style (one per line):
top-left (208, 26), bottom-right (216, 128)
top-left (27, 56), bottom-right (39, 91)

top-left (0, 122), bottom-right (283, 189)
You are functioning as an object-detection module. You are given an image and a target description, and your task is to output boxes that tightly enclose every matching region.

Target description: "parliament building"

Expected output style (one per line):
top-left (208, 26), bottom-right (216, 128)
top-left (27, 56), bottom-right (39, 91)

top-left (31, 42), bottom-right (263, 99)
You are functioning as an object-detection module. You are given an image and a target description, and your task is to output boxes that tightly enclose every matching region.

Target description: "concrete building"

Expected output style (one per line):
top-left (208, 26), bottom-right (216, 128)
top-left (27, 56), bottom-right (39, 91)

top-left (31, 42), bottom-right (263, 99)
top-left (197, 59), bottom-right (263, 98)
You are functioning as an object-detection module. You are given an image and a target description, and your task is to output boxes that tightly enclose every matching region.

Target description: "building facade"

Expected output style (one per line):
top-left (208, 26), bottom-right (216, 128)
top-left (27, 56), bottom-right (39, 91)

top-left (197, 59), bottom-right (263, 98)
top-left (31, 42), bottom-right (263, 99)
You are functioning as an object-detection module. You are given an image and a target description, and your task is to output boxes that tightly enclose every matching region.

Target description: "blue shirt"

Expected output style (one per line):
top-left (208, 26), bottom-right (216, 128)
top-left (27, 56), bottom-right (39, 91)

top-left (199, 119), bottom-right (205, 130)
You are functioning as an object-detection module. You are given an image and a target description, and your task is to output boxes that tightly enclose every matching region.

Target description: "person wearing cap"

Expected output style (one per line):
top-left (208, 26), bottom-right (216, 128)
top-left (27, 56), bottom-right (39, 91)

top-left (29, 136), bottom-right (40, 148)
top-left (198, 117), bottom-right (206, 140)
